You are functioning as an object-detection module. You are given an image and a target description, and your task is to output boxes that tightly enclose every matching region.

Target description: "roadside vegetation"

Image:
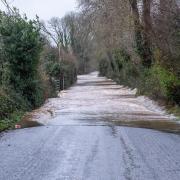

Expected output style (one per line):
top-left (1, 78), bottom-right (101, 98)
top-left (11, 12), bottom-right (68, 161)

top-left (76, 0), bottom-right (180, 116)
top-left (0, 9), bottom-right (45, 131)
top-left (0, 3), bottom-right (78, 131)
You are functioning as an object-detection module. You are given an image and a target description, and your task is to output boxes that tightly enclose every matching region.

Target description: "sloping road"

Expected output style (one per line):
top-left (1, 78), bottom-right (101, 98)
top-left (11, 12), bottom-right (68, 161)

top-left (0, 72), bottom-right (180, 180)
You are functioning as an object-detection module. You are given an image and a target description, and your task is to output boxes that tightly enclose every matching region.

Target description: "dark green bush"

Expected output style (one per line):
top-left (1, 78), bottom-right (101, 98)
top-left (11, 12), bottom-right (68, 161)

top-left (0, 94), bottom-right (16, 119)
top-left (0, 11), bottom-right (49, 130)
top-left (0, 11), bottom-right (44, 109)
top-left (151, 66), bottom-right (180, 104)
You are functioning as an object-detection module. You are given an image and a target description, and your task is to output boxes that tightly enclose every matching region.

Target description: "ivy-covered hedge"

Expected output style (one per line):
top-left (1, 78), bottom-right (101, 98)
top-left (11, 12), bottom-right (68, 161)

top-left (0, 11), bottom-right (45, 107)
top-left (0, 11), bottom-right (47, 130)
top-left (99, 49), bottom-right (180, 106)
top-left (0, 10), bottom-right (77, 131)
top-left (139, 65), bottom-right (180, 105)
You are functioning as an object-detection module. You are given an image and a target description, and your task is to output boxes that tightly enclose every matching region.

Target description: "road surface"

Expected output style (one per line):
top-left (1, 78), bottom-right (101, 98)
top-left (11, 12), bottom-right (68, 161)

top-left (0, 72), bottom-right (180, 180)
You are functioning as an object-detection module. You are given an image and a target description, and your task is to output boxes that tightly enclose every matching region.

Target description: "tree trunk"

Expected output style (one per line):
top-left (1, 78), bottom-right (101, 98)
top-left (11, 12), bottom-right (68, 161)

top-left (129, 0), bottom-right (144, 61)
top-left (142, 0), bottom-right (153, 67)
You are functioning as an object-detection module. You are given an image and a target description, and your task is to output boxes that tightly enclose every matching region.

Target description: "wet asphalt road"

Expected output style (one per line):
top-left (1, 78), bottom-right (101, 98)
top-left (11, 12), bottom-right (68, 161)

top-left (0, 72), bottom-right (180, 180)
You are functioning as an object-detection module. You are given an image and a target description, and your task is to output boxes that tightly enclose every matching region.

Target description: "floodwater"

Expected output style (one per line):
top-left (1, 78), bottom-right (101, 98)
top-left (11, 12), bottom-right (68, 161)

top-left (1, 72), bottom-right (180, 180)
top-left (21, 72), bottom-right (180, 133)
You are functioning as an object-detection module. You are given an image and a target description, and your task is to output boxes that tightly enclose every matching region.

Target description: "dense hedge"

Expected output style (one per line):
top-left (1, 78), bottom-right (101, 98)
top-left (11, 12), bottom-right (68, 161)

top-left (0, 9), bottom-right (78, 131)
top-left (0, 11), bottom-right (45, 107)
top-left (0, 11), bottom-right (51, 130)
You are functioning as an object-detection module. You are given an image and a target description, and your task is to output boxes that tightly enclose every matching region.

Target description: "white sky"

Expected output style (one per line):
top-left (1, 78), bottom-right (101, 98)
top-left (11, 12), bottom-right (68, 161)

top-left (0, 0), bottom-right (77, 20)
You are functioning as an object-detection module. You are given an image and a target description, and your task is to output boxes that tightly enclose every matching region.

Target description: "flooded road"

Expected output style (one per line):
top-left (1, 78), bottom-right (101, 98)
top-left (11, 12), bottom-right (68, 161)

top-left (0, 72), bottom-right (180, 180)
top-left (21, 71), bottom-right (179, 132)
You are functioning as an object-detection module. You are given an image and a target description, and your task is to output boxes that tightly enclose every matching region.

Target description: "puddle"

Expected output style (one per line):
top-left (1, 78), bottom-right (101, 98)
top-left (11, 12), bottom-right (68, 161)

top-left (73, 115), bottom-right (180, 134)
top-left (114, 120), bottom-right (180, 134)
top-left (16, 112), bottom-right (180, 134)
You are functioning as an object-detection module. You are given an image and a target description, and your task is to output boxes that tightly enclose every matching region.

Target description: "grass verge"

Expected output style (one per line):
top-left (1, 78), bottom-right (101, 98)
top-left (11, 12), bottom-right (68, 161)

top-left (168, 106), bottom-right (180, 121)
top-left (0, 111), bottom-right (25, 132)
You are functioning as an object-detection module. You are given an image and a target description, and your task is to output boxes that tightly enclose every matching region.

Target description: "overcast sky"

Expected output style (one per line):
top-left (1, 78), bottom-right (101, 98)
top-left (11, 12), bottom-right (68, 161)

top-left (0, 0), bottom-right (77, 20)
